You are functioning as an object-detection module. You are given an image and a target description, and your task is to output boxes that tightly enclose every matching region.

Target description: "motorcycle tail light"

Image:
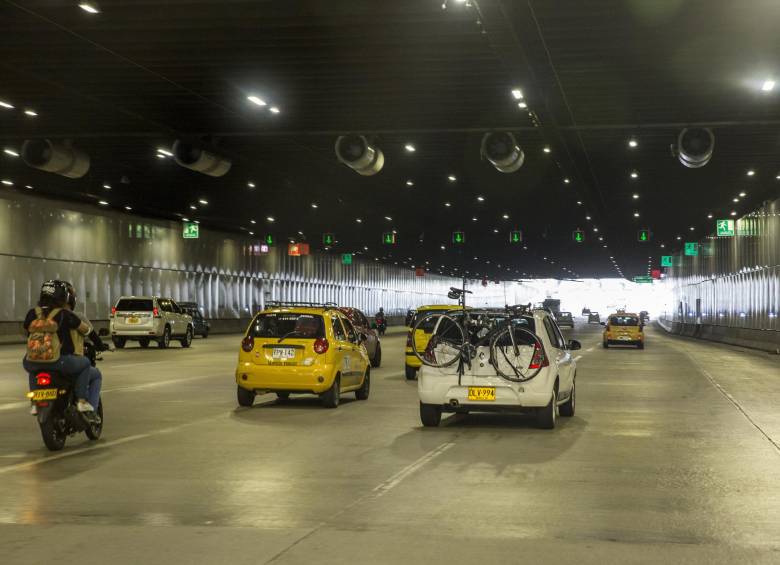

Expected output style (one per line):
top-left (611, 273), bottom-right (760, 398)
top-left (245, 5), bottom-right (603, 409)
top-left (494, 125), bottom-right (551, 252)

top-left (241, 336), bottom-right (255, 353)
top-left (313, 338), bottom-right (329, 354)
top-left (528, 342), bottom-right (549, 369)
top-left (36, 373), bottom-right (51, 386)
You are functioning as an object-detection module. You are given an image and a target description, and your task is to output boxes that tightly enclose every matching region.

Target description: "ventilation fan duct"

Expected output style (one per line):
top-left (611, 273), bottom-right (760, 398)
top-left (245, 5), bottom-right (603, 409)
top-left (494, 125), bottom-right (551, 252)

top-left (481, 132), bottom-right (525, 173)
top-left (172, 140), bottom-right (231, 177)
top-left (335, 135), bottom-right (384, 176)
top-left (675, 127), bottom-right (714, 168)
top-left (21, 139), bottom-right (90, 178)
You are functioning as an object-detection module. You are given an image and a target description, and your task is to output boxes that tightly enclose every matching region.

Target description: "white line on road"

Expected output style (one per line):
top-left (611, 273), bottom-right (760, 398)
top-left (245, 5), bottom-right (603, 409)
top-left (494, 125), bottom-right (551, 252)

top-left (586, 347), bottom-right (594, 352)
top-left (372, 442), bottom-right (455, 497)
top-left (574, 355), bottom-right (582, 361)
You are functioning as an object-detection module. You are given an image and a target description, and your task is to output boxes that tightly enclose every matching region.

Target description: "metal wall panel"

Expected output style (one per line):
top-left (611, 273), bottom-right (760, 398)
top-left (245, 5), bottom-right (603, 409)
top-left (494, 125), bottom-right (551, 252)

top-left (663, 196), bottom-right (780, 331)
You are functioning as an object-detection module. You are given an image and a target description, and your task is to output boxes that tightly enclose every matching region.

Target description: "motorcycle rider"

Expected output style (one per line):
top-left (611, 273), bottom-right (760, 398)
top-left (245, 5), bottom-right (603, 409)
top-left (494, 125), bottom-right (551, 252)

top-left (23, 280), bottom-right (95, 414)
top-left (63, 282), bottom-right (111, 414)
top-left (375, 307), bottom-right (387, 335)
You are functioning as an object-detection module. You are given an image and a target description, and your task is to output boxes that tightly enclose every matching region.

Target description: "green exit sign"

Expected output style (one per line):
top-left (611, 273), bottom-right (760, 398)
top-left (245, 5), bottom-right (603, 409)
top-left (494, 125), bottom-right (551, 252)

top-left (452, 231), bottom-right (465, 244)
top-left (573, 229), bottom-right (584, 243)
top-left (382, 232), bottom-right (397, 245)
top-left (264, 234), bottom-right (275, 246)
top-left (633, 276), bottom-right (653, 284)
top-left (341, 253), bottom-right (352, 265)
top-left (509, 230), bottom-right (523, 244)
top-left (716, 219), bottom-right (735, 237)
top-left (323, 233), bottom-right (335, 246)
top-left (182, 222), bottom-right (199, 239)
top-left (637, 228), bottom-right (650, 242)
top-left (684, 242), bottom-right (699, 256)
top-left (661, 255), bottom-right (673, 267)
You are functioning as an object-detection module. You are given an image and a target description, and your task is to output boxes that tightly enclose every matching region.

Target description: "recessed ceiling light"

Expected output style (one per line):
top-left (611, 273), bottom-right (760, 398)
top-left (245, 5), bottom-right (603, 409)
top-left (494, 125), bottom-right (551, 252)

top-left (156, 153), bottom-right (166, 159)
top-left (511, 88), bottom-right (524, 100)
top-left (24, 109), bottom-right (37, 117)
top-left (517, 101), bottom-right (527, 109)
top-left (444, 202), bottom-right (451, 207)
top-left (404, 143), bottom-right (416, 152)
top-left (78, 2), bottom-right (100, 14)
top-left (676, 235), bottom-right (682, 240)
top-left (311, 203), bottom-right (318, 208)
top-left (476, 195), bottom-right (485, 202)
top-left (628, 138), bottom-right (638, 148)
top-left (634, 212), bottom-right (640, 218)
top-left (761, 79), bottom-right (775, 92)
top-left (198, 199), bottom-right (208, 205)
top-left (448, 175), bottom-right (457, 182)
top-left (472, 217), bottom-right (478, 221)
top-left (250, 220), bottom-right (256, 224)
top-left (746, 169), bottom-right (755, 176)
top-left (0, 100), bottom-right (14, 109)
top-left (248, 231), bottom-right (254, 236)
top-left (440, 245), bottom-right (446, 250)
top-left (406, 180), bottom-right (414, 186)
top-left (632, 193), bottom-right (639, 199)
top-left (124, 206), bottom-right (132, 211)
top-left (266, 216), bottom-right (275, 222)
top-left (182, 217), bottom-right (190, 222)
top-left (3, 148), bottom-right (19, 157)
top-left (564, 178), bottom-right (570, 184)
top-left (689, 226), bottom-right (695, 231)
top-left (1, 179), bottom-right (13, 186)
top-left (739, 191), bottom-right (747, 197)
top-left (25, 185), bottom-right (33, 190)
top-left (247, 95), bottom-right (267, 107)
top-left (730, 211), bottom-right (737, 216)
top-left (156, 148), bottom-right (173, 157)
top-left (98, 200), bottom-right (108, 206)
top-left (193, 220), bottom-right (200, 224)
top-left (707, 213), bottom-right (713, 219)
top-left (733, 197), bottom-right (740, 202)
top-left (543, 146), bottom-right (551, 153)
top-left (247, 182), bottom-right (255, 189)
top-left (660, 243), bottom-right (665, 248)
top-left (384, 216), bottom-right (392, 221)
top-left (576, 200), bottom-right (582, 205)
top-left (630, 170), bottom-right (639, 179)
top-left (585, 215), bottom-right (591, 220)
top-left (593, 227), bottom-right (599, 232)
top-left (493, 229), bottom-right (499, 233)
top-left (269, 106), bottom-right (280, 114)
top-left (356, 218), bottom-right (362, 223)
top-left (502, 213), bottom-right (509, 219)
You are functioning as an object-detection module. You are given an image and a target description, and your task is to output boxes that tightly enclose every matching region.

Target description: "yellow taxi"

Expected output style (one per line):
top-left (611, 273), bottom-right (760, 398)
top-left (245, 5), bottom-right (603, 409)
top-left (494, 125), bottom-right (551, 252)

top-left (602, 311), bottom-right (645, 349)
top-left (405, 304), bottom-right (461, 380)
top-left (235, 305), bottom-right (370, 408)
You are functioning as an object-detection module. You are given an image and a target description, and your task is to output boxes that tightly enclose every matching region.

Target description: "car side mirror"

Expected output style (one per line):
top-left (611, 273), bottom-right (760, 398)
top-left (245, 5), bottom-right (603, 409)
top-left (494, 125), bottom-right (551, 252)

top-left (568, 339), bottom-right (582, 351)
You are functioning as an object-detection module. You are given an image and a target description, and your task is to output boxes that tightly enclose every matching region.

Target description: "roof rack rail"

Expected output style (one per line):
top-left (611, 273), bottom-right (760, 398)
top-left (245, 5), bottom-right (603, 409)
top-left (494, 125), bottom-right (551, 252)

top-left (266, 300), bottom-right (339, 309)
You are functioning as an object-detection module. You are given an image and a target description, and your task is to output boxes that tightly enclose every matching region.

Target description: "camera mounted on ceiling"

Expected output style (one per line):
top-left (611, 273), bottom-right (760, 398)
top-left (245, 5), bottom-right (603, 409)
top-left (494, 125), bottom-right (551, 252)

top-left (481, 132), bottom-right (525, 173)
top-left (335, 135), bottom-right (384, 176)
top-left (172, 139), bottom-right (231, 177)
top-left (21, 139), bottom-right (90, 178)
top-left (672, 127), bottom-right (714, 168)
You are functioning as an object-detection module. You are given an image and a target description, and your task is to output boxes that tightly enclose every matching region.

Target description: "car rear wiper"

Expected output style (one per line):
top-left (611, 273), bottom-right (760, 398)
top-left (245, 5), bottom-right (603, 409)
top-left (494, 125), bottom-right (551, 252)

top-left (277, 331), bottom-right (302, 343)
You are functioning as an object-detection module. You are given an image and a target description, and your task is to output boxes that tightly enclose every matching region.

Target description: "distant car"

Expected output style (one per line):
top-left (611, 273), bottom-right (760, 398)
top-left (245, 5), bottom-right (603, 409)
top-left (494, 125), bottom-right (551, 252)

top-left (581, 307), bottom-right (591, 315)
top-left (603, 313), bottom-right (644, 349)
top-left (338, 307), bottom-right (381, 367)
top-left (556, 311), bottom-right (574, 328)
top-left (178, 302), bottom-right (210, 338)
top-left (405, 309), bottom-right (416, 327)
top-left (587, 312), bottom-right (600, 324)
top-left (110, 296), bottom-right (194, 349)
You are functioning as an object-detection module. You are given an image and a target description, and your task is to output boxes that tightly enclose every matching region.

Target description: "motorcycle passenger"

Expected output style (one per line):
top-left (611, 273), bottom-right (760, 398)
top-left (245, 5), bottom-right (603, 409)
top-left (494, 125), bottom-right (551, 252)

top-left (23, 280), bottom-right (95, 414)
top-left (63, 282), bottom-right (110, 413)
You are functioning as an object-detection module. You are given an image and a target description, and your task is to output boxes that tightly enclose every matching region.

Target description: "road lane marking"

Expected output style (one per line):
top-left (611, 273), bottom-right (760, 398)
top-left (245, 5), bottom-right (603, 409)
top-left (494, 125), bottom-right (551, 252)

top-left (585, 347), bottom-right (594, 352)
top-left (574, 355), bottom-right (582, 362)
top-left (372, 442), bottom-right (455, 497)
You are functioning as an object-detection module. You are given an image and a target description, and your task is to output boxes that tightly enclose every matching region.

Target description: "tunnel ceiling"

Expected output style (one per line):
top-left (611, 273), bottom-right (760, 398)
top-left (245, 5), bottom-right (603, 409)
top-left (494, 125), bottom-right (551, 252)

top-left (1, 0), bottom-right (780, 281)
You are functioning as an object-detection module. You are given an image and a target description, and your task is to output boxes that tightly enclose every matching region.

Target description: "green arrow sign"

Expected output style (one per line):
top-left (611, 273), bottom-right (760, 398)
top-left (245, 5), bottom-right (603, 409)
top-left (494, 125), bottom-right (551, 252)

top-left (509, 230), bottom-right (523, 243)
top-left (716, 219), bottom-right (735, 237)
top-left (452, 231), bottom-right (465, 244)
top-left (382, 232), bottom-right (396, 245)
top-left (573, 229), bottom-right (584, 243)
top-left (182, 222), bottom-right (199, 239)
top-left (341, 253), bottom-right (352, 265)
top-left (323, 233), bottom-right (335, 246)
top-left (661, 255), bottom-right (673, 267)
top-left (264, 234), bottom-right (275, 246)
top-left (684, 242), bottom-right (699, 256)
top-left (637, 228), bottom-right (650, 242)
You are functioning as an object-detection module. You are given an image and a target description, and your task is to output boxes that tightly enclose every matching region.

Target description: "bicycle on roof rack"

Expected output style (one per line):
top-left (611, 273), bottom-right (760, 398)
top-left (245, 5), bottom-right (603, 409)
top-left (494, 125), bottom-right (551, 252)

top-left (266, 301), bottom-right (339, 308)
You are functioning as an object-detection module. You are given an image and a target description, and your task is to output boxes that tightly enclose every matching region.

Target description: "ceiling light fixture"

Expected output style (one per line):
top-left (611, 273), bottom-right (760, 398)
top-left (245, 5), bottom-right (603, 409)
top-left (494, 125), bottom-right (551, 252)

top-left (630, 170), bottom-right (639, 179)
top-left (632, 193), bottom-right (639, 199)
top-left (98, 200), bottom-right (108, 206)
top-left (124, 206), bottom-right (132, 211)
top-left (156, 148), bottom-right (173, 157)
top-left (0, 100), bottom-right (14, 109)
top-left (356, 218), bottom-right (362, 223)
top-left (733, 197), bottom-right (739, 202)
top-left (266, 216), bottom-right (275, 222)
top-left (404, 143), bottom-right (416, 152)
top-left (448, 175), bottom-right (457, 182)
top-left (189, 205), bottom-right (197, 210)
top-left (247, 182), bottom-right (255, 189)
top-left (24, 109), bottom-right (37, 117)
top-left (628, 138), bottom-right (638, 148)
top-left (730, 211), bottom-right (737, 216)
top-left (761, 79), bottom-right (775, 92)
top-left (707, 213), bottom-right (713, 219)
top-left (78, 2), bottom-right (100, 14)
top-left (247, 95), bottom-right (267, 107)
top-left (198, 199), bottom-right (208, 205)
top-left (311, 203), bottom-right (318, 209)
top-left (633, 212), bottom-right (640, 217)
top-left (384, 216), bottom-right (392, 221)
top-left (25, 185), bottom-right (33, 190)
top-left (511, 88), bottom-right (524, 100)
top-left (689, 226), bottom-right (695, 231)
top-left (269, 106), bottom-right (280, 114)
top-left (3, 148), bottom-right (19, 157)
top-left (102, 184), bottom-right (111, 190)
top-left (543, 146), bottom-right (551, 153)
top-left (517, 101), bottom-right (527, 109)
top-left (739, 191), bottom-right (747, 197)
top-left (747, 169), bottom-right (755, 176)
top-left (444, 202), bottom-right (451, 207)
top-left (563, 178), bottom-right (570, 184)
top-left (250, 220), bottom-right (256, 224)
top-left (406, 180), bottom-right (414, 186)
top-left (1, 179), bottom-right (13, 186)
top-left (476, 195), bottom-right (485, 202)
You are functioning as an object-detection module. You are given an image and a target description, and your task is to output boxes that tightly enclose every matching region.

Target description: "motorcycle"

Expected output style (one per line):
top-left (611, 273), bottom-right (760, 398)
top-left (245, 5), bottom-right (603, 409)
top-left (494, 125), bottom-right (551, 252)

top-left (374, 315), bottom-right (387, 336)
top-left (27, 341), bottom-right (104, 451)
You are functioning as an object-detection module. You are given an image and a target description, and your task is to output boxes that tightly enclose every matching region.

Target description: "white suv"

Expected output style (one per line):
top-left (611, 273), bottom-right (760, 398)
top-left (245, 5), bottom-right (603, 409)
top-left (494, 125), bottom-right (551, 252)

top-left (110, 296), bottom-right (194, 349)
top-left (417, 308), bottom-right (580, 429)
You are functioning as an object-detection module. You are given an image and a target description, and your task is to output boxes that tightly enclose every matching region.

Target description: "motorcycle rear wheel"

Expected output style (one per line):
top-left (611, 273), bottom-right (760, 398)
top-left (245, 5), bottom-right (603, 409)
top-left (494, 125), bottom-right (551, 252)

top-left (85, 398), bottom-right (103, 441)
top-left (40, 414), bottom-right (67, 451)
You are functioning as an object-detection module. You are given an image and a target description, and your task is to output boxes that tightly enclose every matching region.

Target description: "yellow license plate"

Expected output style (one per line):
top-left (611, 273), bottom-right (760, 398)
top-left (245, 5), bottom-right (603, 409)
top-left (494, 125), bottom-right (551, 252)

top-left (31, 389), bottom-right (58, 401)
top-left (127, 317), bottom-right (140, 324)
top-left (468, 387), bottom-right (496, 401)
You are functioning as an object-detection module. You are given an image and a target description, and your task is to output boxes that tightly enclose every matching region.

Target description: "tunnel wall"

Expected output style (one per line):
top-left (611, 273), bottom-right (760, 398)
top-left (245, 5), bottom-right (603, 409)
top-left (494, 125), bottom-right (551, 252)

top-left (660, 196), bottom-right (780, 353)
top-left (0, 191), bottom-right (509, 340)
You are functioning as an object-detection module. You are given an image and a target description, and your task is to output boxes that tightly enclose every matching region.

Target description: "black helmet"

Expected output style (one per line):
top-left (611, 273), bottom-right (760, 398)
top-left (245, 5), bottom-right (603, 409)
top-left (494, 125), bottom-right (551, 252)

top-left (40, 280), bottom-right (69, 307)
top-left (64, 281), bottom-right (77, 309)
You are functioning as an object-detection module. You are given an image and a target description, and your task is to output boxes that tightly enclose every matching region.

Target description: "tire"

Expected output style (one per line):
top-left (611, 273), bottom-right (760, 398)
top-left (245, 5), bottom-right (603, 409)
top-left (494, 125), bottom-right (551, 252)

top-left (276, 392), bottom-right (290, 402)
top-left (405, 365), bottom-right (417, 380)
top-left (237, 385), bottom-right (255, 407)
top-left (602, 341), bottom-right (609, 349)
top-left (355, 370), bottom-right (370, 400)
top-left (371, 344), bottom-right (382, 368)
top-left (85, 398), bottom-right (103, 440)
top-left (321, 375), bottom-right (340, 408)
top-left (158, 326), bottom-right (171, 349)
top-left (559, 380), bottom-right (575, 417)
top-left (419, 402), bottom-right (442, 427)
top-left (139, 338), bottom-right (150, 348)
top-left (536, 387), bottom-right (558, 430)
top-left (180, 326), bottom-right (193, 348)
top-left (39, 414), bottom-right (66, 451)
top-left (112, 337), bottom-right (126, 349)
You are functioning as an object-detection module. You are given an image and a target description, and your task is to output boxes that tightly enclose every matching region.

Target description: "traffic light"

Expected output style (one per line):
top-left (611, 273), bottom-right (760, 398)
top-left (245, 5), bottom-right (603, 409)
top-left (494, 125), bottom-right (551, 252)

top-left (452, 231), bottom-right (465, 244)
top-left (509, 230), bottom-right (523, 243)
top-left (264, 234), bottom-right (275, 246)
top-left (573, 229), bottom-right (584, 243)
top-left (323, 233), bottom-right (335, 246)
top-left (382, 232), bottom-right (397, 245)
top-left (637, 228), bottom-right (650, 242)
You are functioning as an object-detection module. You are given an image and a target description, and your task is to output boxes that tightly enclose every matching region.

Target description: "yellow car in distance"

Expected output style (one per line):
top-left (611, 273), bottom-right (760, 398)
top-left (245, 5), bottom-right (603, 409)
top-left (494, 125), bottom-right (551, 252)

top-left (405, 305), bottom-right (462, 380)
top-left (235, 304), bottom-right (370, 408)
top-left (602, 312), bottom-right (645, 349)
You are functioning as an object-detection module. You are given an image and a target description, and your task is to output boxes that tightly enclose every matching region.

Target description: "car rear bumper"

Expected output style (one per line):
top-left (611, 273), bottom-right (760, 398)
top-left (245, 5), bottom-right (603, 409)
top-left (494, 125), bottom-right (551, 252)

top-left (235, 362), bottom-right (335, 394)
top-left (418, 372), bottom-right (552, 409)
top-left (111, 329), bottom-right (161, 337)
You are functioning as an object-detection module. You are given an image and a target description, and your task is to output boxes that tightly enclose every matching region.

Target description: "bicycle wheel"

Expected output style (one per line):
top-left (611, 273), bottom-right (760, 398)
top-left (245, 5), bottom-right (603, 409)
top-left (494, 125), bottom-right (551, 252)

top-left (489, 326), bottom-right (545, 381)
top-left (411, 312), bottom-right (466, 368)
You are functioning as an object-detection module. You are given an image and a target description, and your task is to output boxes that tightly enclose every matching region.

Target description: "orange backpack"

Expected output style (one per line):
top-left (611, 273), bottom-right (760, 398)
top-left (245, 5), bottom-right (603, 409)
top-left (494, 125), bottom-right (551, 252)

top-left (26, 307), bottom-right (63, 363)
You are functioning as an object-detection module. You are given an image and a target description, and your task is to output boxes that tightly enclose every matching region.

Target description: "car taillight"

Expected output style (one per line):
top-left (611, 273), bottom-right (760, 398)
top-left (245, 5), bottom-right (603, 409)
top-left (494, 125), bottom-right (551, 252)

top-left (528, 342), bottom-right (549, 370)
top-left (241, 336), bottom-right (254, 352)
top-left (110, 307), bottom-right (116, 318)
top-left (406, 331), bottom-right (413, 347)
top-left (153, 307), bottom-right (160, 318)
top-left (313, 338), bottom-right (329, 354)
top-left (36, 373), bottom-right (51, 386)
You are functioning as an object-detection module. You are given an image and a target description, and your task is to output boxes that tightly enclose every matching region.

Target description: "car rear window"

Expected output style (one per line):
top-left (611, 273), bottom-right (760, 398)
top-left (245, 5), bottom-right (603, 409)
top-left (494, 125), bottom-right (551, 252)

top-left (609, 316), bottom-right (638, 326)
top-left (250, 313), bottom-right (325, 339)
top-left (413, 310), bottom-right (453, 333)
top-left (558, 312), bottom-right (572, 318)
top-left (115, 299), bottom-right (153, 311)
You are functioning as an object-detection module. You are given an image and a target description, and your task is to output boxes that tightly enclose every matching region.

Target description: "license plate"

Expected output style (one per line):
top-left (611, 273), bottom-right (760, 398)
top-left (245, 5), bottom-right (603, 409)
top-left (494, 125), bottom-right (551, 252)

top-left (127, 317), bottom-right (140, 324)
top-left (619, 336), bottom-right (631, 340)
top-left (468, 386), bottom-right (496, 401)
top-left (31, 389), bottom-right (58, 401)
top-left (272, 348), bottom-right (296, 360)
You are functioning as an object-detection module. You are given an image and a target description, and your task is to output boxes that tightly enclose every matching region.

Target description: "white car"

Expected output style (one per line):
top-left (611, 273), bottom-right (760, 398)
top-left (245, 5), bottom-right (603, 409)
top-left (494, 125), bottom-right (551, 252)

top-left (417, 308), bottom-right (580, 429)
top-left (110, 296), bottom-right (194, 349)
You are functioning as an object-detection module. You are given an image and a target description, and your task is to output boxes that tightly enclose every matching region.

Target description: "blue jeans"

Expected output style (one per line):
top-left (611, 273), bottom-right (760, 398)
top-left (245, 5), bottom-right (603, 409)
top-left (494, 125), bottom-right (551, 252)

top-left (87, 366), bottom-right (102, 410)
top-left (24, 354), bottom-right (92, 401)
